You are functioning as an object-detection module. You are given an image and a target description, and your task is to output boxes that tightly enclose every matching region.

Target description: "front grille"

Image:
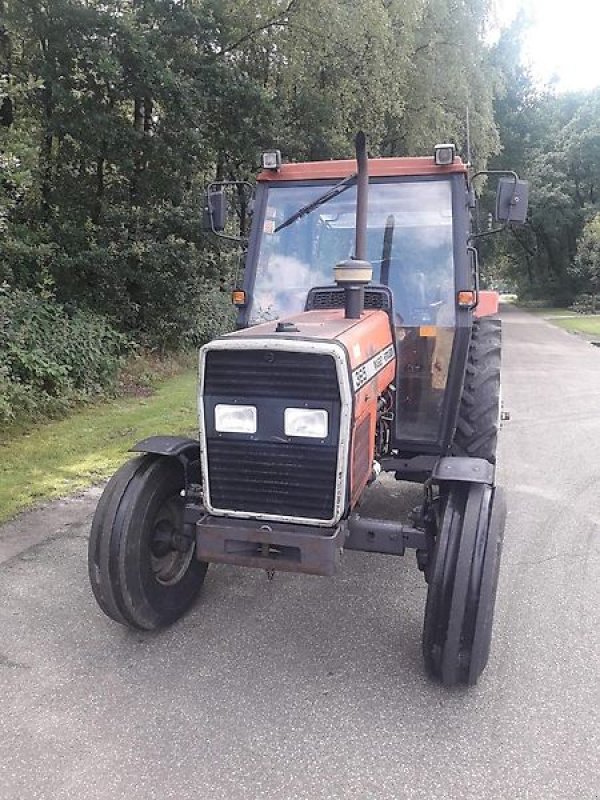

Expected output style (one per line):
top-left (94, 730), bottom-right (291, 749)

top-left (305, 286), bottom-right (391, 311)
top-left (202, 347), bottom-right (343, 521)
top-left (204, 349), bottom-right (339, 401)
top-left (206, 440), bottom-right (337, 519)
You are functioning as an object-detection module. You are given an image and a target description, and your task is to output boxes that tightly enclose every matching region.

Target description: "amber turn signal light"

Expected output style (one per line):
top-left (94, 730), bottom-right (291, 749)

top-left (457, 290), bottom-right (476, 308)
top-left (231, 289), bottom-right (247, 307)
top-left (419, 325), bottom-right (437, 338)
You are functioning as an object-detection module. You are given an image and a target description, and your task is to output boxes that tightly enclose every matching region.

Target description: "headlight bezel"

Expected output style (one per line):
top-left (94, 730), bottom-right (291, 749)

top-left (284, 407), bottom-right (329, 439)
top-left (214, 403), bottom-right (258, 434)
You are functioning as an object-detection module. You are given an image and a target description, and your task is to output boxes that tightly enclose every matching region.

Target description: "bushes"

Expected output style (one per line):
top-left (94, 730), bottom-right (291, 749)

top-left (0, 282), bottom-right (235, 431)
top-left (185, 285), bottom-right (237, 348)
top-left (0, 204), bottom-right (236, 352)
top-left (0, 287), bottom-right (129, 429)
top-left (570, 293), bottom-right (600, 314)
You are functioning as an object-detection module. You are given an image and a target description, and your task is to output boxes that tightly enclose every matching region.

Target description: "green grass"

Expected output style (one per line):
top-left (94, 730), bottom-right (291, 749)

top-left (551, 316), bottom-right (600, 336)
top-left (519, 305), bottom-right (577, 318)
top-left (0, 369), bottom-right (197, 523)
top-left (516, 303), bottom-right (600, 337)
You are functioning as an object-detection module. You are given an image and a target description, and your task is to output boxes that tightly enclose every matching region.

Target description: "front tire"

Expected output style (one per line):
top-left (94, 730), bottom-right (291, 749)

top-left (88, 455), bottom-right (208, 630)
top-left (422, 483), bottom-right (506, 686)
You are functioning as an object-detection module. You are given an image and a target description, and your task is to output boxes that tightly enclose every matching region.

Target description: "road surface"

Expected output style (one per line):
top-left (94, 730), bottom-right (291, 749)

top-left (1, 305), bottom-right (599, 799)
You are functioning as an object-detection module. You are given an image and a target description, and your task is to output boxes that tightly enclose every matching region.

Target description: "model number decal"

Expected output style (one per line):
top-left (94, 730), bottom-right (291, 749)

top-left (352, 345), bottom-right (394, 391)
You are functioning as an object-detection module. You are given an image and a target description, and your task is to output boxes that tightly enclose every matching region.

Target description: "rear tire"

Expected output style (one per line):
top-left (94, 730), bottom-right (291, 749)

top-left (422, 483), bottom-right (506, 686)
top-left (88, 455), bottom-right (208, 630)
top-left (452, 318), bottom-right (502, 464)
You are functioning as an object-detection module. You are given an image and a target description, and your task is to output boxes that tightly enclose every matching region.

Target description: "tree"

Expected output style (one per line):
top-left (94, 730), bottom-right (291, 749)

top-left (488, 15), bottom-right (600, 302)
top-left (1, 0), bottom-right (502, 341)
top-left (570, 213), bottom-right (600, 309)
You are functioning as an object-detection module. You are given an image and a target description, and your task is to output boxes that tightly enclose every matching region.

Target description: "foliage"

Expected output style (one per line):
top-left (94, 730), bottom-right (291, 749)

top-left (569, 214), bottom-right (600, 303)
top-left (12, 0), bottom-right (600, 429)
top-left (1, 0), bottom-right (501, 332)
top-left (0, 0), bottom-right (505, 430)
top-left (487, 16), bottom-right (600, 303)
top-left (0, 287), bottom-right (129, 427)
top-left (570, 294), bottom-right (600, 314)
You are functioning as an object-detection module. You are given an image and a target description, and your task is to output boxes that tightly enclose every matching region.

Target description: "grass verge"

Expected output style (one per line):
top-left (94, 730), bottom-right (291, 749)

top-left (551, 316), bottom-right (600, 337)
top-left (516, 303), bottom-right (600, 338)
top-left (517, 304), bottom-right (577, 318)
top-left (0, 369), bottom-right (197, 524)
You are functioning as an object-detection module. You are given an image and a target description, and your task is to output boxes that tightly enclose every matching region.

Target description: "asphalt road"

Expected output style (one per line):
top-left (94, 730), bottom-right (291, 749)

top-left (1, 305), bottom-right (599, 800)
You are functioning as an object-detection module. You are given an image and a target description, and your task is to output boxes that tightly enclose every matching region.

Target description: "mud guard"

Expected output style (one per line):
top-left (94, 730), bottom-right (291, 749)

top-left (423, 456), bottom-right (504, 686)
top-left (130, 436), bottom-right (201, 486)
top-left (432, 456), bottom-right (495, 486)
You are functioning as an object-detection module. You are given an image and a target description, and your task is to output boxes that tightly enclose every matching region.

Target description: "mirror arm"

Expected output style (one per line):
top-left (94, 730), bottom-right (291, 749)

top-left (469, 169), bottom-right (519, 188)
top-left (210, 231), bottom-right (249, 244)
top-left (468, 221), bottom-right (509, 243)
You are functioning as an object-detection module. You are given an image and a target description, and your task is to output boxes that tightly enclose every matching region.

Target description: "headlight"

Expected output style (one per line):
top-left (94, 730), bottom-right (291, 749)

top-left (284, 408), bottom-right (328, 439)
top-left (215, 404), bottom-right (257, 434)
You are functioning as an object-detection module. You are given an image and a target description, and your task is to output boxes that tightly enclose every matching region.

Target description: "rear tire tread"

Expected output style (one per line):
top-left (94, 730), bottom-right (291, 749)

top-left (452, 318), bottom-right (502, 464)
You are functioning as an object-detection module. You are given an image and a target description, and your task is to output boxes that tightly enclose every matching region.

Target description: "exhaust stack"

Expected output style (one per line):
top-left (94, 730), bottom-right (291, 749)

top-left (334, 131), bottom-right (373, 319)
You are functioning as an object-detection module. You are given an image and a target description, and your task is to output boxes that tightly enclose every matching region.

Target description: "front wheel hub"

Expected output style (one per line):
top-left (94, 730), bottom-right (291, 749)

top-left (150, 498), bottom-right (195, 586)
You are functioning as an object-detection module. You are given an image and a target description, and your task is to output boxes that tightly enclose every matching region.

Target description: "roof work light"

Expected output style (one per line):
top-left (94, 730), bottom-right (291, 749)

top-left (434, 143), bottom-right (456, 166)
top-left (261, 150), bottom-right (282, 171)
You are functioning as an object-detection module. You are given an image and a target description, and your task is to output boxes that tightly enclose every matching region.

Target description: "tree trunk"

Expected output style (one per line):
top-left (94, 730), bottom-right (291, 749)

top-left (133, 95), bottom-right (144, 133)
top-left (236, 178), bottom-right (247, 237)
top-left (0, 12), bottom-right (12, 127)
top-left (94, 154), bottom-right (105, 222)
top-left (130, 96), bottom-right (145, 201)
top-left (40, 83), bottom-right (54, 221)
top-left (143, 95), bottom-right (153, 133)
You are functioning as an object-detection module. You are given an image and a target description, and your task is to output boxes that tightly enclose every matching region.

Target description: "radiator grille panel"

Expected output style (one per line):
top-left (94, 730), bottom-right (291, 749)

top-left (204, 349), bottom-right (339, 401)
top-left (207, 440), bottom-right (337, 519)
top-left (203, 348), bottom-right (342, 521)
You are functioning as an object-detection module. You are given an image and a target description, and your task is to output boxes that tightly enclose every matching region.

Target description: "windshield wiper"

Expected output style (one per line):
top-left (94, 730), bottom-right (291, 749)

top-left (273, 172), bottom-right (357, 234)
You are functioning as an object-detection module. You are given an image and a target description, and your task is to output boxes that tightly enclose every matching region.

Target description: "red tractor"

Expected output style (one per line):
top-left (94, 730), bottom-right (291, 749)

top-left (88, 135), bottom-right (528, 686)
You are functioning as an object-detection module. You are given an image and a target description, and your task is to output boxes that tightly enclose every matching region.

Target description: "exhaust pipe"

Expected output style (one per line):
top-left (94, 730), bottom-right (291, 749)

top-left (334, 132), bottom-right (373, 319)
top-left (354, 130), bottom-right (368, 262)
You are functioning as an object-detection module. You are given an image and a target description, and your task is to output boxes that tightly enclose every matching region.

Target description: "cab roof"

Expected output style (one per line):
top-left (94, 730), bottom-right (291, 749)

top-left (257, 156), bottom-right (467, 182)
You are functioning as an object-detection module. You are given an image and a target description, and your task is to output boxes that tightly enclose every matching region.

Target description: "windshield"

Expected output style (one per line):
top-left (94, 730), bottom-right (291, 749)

top-left (249, 179), bottom-right (455, 327)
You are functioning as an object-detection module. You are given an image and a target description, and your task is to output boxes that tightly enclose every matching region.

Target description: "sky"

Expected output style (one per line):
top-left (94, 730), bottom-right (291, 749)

top-left (493, 0), bottom-right (600, 92)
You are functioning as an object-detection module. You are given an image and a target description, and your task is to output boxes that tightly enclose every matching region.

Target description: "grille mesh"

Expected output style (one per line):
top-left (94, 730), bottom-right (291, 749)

top-left (204, 349), bottom-right (339, 401)
top-left (207, 440), bottom-right (337, 519)
top-left (306, 287), bottom-right (390, 311)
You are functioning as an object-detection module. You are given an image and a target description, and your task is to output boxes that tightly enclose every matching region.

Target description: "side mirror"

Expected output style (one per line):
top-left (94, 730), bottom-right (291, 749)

top-left (495, 178), bottom-right (529, 225)
top-left (202, 188), bottom-right (228, 232)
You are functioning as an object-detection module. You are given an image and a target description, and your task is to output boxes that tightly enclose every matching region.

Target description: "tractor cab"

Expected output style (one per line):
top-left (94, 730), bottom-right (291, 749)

top-left (237, 154), bottom-right (473, 456)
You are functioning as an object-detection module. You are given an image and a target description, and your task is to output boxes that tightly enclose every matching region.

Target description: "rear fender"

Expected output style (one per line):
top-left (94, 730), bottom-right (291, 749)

top-left (474, 291), bottom-right (499, 318)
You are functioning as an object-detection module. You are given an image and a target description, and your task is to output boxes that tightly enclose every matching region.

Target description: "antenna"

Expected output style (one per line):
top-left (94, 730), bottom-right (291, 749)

top-left (466, 105), bottom-right (472, 168)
